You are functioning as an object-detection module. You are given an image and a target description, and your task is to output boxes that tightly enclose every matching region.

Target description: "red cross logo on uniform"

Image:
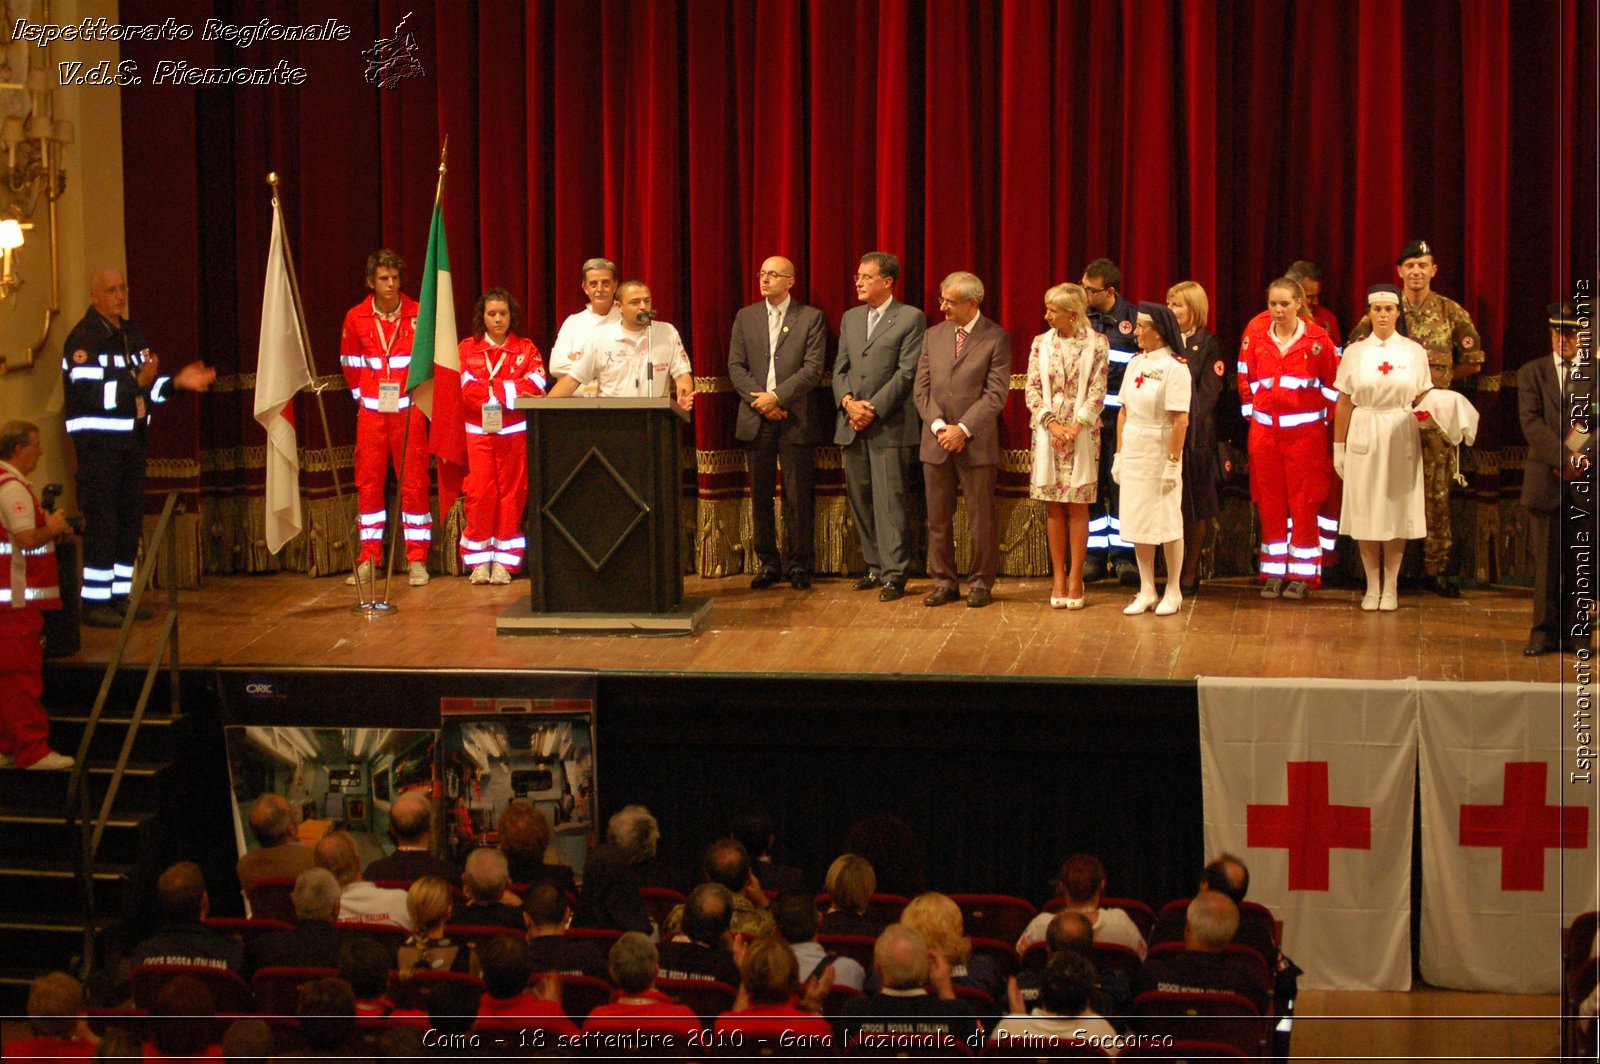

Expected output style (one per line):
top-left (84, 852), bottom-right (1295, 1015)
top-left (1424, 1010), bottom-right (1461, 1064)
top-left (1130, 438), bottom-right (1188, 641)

top-left (1377, 361), bottom-right (1394, 375)
top-left (1134, 374), bottom-right (1146, 388)
top-left (1459, 761), bottom-right (1589, 891)
top-left (1247, 761), bottom-right (1372, 891)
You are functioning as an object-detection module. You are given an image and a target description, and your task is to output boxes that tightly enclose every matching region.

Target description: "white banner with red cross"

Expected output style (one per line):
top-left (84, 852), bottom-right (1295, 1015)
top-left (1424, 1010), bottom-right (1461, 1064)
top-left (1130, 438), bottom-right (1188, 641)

top-left (1418, 681), bottom-right (1597, 993)
top-left (1199, 677), bottom-right (1416, 991)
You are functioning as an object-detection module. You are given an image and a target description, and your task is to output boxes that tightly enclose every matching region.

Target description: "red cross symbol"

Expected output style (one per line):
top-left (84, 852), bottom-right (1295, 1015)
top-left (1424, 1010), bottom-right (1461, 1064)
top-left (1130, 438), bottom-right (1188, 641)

top-left (1377, 361), bottom-right (1395, 375)
top-left (1134, 374), bottom-right (1146, 388)
top-left (1459, 762), bottom-right (1589, 891)
top-left (1247, 761), bottom-right (1371, 891)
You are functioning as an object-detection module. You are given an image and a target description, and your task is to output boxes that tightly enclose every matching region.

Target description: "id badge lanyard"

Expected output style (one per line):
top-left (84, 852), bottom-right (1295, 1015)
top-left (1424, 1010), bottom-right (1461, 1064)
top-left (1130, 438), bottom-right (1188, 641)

top-left (480, 346), bottom-right (508, 433)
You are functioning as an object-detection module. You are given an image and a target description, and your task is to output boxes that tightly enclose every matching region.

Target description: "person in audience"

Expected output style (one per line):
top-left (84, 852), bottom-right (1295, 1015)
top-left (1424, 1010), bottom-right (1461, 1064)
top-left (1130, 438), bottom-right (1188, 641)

top-left (818, 853), bottom-right (883, 937)
top-left (833, 923), bottom-right (980, 1048)
top-left (729, 805), bottom-right (806, 894)
top-left (1166, 280), bottom-right (1228, 597)
top-left (612, 804), bottom-right (695, 895)
top-left (1026, 281), bottom-right (1110, 609)
top-left (144, 975), bottom-right (221, 1061)
top-left (1148, 853), bottom-right (1278, 971)
top-left (339, 936), bottom-right (398, 1017)
top-left (657, 883), bottom-right (743, 985)
top-left (1016, 853), bottom-right (1147, 958)
top-left (522, 882), bottom-right (609, 979)
top-left (1137, 892), bottom-right (1268, 1014)
top-left (773, 889), bottom-right (865, 991)
top-left (843, 812), bottom-right (925, 897)
top-left (2, 971), bottom-right (98, 1058)
top-left (129, 861), bottom-right (245, 973)
top-left (713, 937), bottom-right (834, 1048)
top-left (396, 875), bottom-right (473, 974)
top-left (498, 799), bottom-right (576, 895)
top-left (581, 932), bottom-right (703, 1042)
top-left (1014, 910), bottom-right (1125, 1020)
top-left (245, 867), bottom-right (350, 977)
top-left (220, 1017), bottom-right (273, 1064)
top-left (315, 830), bottom-right (413, 930)
top-left (571, 834), bottom-right (652, 935)
top-left (474, 936), bottom-right (580, 1036)
top-left (900, 891), bottom-right (1006, 1003)
top-left (991, 951), bottom-right (1120, 1053)
top-left (425, 977), bottom-right (481, 1038)
top-left (665, 837), bottom-right (775, 939)
top-left (236, 794), bottom-right (314, 891)
top-left (365, 791), bottom-right (458, 883)
top-left (459, 847), bottom-right (524, 928)
top-left (374, 1026), bottom-right (425, 1059)
top-left (297, 976), bottom-right (357, 1056)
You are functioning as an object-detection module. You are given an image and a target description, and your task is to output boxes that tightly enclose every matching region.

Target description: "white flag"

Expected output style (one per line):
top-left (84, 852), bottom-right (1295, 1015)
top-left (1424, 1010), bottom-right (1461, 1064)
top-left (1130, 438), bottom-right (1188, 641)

top-left (252, 200), bottom-right (312, 554)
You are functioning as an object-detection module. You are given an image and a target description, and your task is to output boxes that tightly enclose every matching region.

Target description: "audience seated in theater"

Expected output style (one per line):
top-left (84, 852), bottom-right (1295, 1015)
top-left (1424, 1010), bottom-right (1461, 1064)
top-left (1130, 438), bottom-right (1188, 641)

top-left (459, 847), bottom-right (525, 928)
top-left (425, 977), bottom-right (481, 1038)
top-left (729, 804), bottom-right (807, 894)
top-left (396, 876), bottom-right (474, 974)
top-left (774, 889), bottom-right (866, 991)
top-left (664, 837), bottom-right (775, 939)
top-left (221, 1017), bottom-right (273, 1063)
top-left (615, 803), bottom-right (695, 896)
top-left (1017, 853), bottom-right (1147, 958)
top-left (129, 861), bottom-right (245, 974)
top-left (581, 932), bottom-right (703, 1042)
top-left (475, 936), bottom-right (580, 1036)
top-left (2, 971), bottom-right (99, 1059)
top-left (571, 809), bottom-right (653, 934)
top-left (1149, 852), bottom-right (1278, 970)
top-left (991, 951), bottom-right (1120, 1054)
top-left (1015, 910), bottom-right (1125, 1021)
top-left (713, 937), bottom-right (834, 1049)
top-left (144, 975), bottom-right (222, 1062)
top-left (834, 923), bottom-right (981, 1047)
top-left (245, 867), bottom-right (349, 977)
top-left (844, 812), bottom-right (926, 898)
top-left (297, 976), bottom-right (357, 1056)
top-left (657, 883), bottom-right (743, 985)
top-left (819, 853), bottom-right (884, 938)
top-left (497, 798), bottom-right (577, 896)
top-left (236, 793), bottom-right (314, 892)
top-left (375, 1026), bottom-right (425, 1059)
top-left (899, 890), bottom-right (1007, 1003)
top-left (364, 791), bottom-right (458, 884)
top-left (521, 882), bottom-right (608, 980)
top-left (316, 830), bottom-right (414, 931)
top-left (340, 936), bottom-right (399, 1017)
top-left (1137, 892), bottom-right (1268, 1014)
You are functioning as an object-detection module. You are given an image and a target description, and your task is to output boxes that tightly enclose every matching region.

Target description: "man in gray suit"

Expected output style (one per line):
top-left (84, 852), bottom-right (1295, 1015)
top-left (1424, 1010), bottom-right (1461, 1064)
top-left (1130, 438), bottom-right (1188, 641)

top-left (728, 256), bottom-right (828, 589)
top-left (833, 251), bottom-right (928, 601)
top-left (913, 272), bottom-right (1013, 608)
top-left (1518, 301), bottom-right (1594, 655)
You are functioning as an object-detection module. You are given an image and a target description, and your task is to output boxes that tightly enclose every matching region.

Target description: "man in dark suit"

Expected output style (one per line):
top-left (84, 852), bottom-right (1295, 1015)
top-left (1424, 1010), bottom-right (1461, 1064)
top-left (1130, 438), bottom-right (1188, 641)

top-left (832, 251), bottom-right (928, 601)
top-left (245, 867), bottom-right (350, 977)
top-left (1518, 301), bottom-right (1594, 655)
top-left (728, 256), bottom-right (828, 590)
top-left (364, 791), bottom-right (457, 883)
top-left (913, 271), bottom-right (1013, 608)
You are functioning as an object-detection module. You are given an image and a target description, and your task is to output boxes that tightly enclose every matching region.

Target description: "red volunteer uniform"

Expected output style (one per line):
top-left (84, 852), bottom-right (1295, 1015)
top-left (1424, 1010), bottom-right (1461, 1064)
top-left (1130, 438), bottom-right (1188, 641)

top-left (0, 464), bottom-right (61, 768)
top-left (458, 334), bottom-right (546, 572)
top-left (340, 294), bottom-right (431, 565)
top-left (1238, 315), bottom-right (1339, 586)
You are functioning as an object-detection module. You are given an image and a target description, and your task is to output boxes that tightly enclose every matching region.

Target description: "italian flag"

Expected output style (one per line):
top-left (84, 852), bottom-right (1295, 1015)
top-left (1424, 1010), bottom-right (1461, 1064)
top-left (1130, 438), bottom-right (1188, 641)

top-left (409, 193), bottom-right (467, 516)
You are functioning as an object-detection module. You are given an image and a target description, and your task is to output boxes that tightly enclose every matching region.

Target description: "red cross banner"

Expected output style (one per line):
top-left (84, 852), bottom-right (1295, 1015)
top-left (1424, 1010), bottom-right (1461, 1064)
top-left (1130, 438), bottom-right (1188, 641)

top-left (1418, 682), bottom-right (1598, 993)
top-left (1199, 678), bottom-right (1416, 990)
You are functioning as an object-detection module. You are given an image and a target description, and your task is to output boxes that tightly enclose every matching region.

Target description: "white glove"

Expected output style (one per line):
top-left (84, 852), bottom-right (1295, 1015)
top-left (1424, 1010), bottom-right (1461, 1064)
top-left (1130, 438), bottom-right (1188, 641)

top-left (1333, 442), bottom-right (1346, 479)
top-left (1111, 453), bottom-right (1123, 485)
top-left (1161, 460), bottom-right (1179, 492)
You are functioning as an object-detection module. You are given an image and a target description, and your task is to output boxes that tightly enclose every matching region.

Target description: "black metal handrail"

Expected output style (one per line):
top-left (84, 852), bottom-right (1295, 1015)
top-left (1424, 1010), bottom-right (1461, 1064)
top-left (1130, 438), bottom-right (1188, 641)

top-left (65, 491), bottom-right (183, 980)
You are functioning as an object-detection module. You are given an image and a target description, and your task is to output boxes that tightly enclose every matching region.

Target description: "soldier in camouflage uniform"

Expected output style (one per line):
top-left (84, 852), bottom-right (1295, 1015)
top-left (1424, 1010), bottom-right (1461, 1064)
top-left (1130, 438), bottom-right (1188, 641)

top-left (1346, 240), bottom-right (1484, 597)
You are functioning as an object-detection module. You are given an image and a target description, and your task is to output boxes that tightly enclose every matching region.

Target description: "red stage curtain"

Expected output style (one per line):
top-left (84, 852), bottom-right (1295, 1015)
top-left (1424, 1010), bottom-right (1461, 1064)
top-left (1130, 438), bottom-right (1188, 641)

top-left (118, 0), bottom-right (1594, 583)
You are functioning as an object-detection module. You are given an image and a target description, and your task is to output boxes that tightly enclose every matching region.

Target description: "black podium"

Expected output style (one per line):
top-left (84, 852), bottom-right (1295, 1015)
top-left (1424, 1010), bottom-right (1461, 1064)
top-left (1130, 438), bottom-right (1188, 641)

top-left (499, 397), bottom-right (710, 635)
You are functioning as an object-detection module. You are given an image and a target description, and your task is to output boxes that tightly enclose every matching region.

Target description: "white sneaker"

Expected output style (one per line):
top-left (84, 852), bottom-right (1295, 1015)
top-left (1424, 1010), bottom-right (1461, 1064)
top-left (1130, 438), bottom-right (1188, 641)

top-left (470, 564), bottom-right (492, 585)
top-left (1379, 591), bottom-right (1398, 612)
top-left (1282, 580), bottom-right (1310, 601)
top-left (408, 562), bottom-right (430, 587)
top-left (25, 750), bottom-right (74, 771)
top-left (1123, 594), bottom-right (1158, 616)
top-left (489, 562), bottom-right (512, 585)
top-left (1155, 593), bottom-right (1183, 616)
top-left (1361, 592), bottom-right (1380, 612)
top-left (1260, 578), bottom-right (1284, 599)
top-left (345, 559), bottom-right (373, 586)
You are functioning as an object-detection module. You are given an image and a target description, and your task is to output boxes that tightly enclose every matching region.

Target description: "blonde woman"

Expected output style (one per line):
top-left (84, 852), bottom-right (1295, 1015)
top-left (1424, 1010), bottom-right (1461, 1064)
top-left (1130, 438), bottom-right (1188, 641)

top-left (899, 892), bottom-right (1005, 1004)
top-left (1026, 283), bottom-right (1111, 608)
top-left (396, 876), bottom-right (473, 974)
top-left (1166, 281), bottom-right (1228, 596)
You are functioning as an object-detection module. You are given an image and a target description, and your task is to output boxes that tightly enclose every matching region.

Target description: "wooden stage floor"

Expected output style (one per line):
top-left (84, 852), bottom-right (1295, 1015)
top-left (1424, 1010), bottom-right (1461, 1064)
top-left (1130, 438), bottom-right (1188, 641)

top-left (63, 572), bottom-right (1575, 683)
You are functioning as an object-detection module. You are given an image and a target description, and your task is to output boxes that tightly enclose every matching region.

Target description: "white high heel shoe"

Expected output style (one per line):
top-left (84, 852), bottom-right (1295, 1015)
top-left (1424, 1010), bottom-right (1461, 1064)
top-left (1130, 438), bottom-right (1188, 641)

top-left (1155, 592), bottom-right (1183, 616)
top-left (1123, 593), bottom-right (1158, 616)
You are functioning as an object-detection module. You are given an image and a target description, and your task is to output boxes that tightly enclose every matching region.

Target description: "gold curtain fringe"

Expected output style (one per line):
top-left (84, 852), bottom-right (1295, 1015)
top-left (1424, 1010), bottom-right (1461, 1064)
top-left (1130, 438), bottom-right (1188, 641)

top-left (137, 511), bottom-right (203, 589)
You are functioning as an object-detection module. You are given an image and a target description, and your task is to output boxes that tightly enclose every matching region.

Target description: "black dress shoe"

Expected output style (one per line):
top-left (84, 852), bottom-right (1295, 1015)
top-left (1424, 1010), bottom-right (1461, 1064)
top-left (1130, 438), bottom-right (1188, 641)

top-left (1431, 575), bottom-right (1461, 599)
top-left (966, 587), bottom-right (993, 608)
top-left (1523, 637), bottom-right (1555, 656)
top-left (878, 581), bottom-right (905, 602)
top-left (923, 586), bottom-right (960, 607)
top-left (788, 571), bottom-right (811, 590)
top-left (749, 568), bottom-right (783, 590)
top-left (1179, 579), bottom-right (1200, 598)
top-left (1082, 557), bottom-right (1106, 583)
top-left (1115, 559), bottom-right (1140, 587)
top-left (851, 574), bottom-right (882, 591)
top-left (82, 604), bottom-right (123, 629)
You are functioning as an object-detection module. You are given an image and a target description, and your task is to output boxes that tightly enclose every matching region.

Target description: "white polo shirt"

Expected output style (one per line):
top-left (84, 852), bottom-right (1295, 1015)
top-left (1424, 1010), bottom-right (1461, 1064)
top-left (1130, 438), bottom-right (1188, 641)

top-left (565, 319), bottom-right (692, 398)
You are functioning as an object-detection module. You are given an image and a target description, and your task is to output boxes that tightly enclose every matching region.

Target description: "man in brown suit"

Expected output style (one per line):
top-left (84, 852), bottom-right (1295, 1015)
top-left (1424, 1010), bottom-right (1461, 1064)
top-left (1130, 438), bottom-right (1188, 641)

top-left (913, 272), bottom-right (1013, 608)
top-left (236, 793), bottom-right (314, 891)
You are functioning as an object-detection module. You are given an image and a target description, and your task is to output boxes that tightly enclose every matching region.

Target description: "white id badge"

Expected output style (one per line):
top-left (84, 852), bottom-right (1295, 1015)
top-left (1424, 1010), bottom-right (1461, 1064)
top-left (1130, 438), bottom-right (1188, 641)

top-left (481, 399), bottom-right (503, 434)
top-left (378, 381), bottom-right (401, 413)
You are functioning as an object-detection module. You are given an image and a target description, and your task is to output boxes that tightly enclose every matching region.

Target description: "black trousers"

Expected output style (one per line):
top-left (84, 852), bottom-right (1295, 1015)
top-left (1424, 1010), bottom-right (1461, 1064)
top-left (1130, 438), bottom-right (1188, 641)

top-left (75, 442), bottom-right (145, 603)
top-left (1528, 503), bottom-right (1590, 645)
top-left (747, 421), bottom-right (815, 575)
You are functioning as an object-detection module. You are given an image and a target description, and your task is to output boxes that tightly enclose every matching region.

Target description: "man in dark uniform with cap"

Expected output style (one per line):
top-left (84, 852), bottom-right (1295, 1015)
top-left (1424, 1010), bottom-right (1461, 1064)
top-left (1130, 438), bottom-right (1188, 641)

top-left (1347, 241), bottom-right (1484, 597)
top-left (1080, 258), bottom-right (1140, 584)
top-left (1517, 301), bottom-right (1593, 655)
